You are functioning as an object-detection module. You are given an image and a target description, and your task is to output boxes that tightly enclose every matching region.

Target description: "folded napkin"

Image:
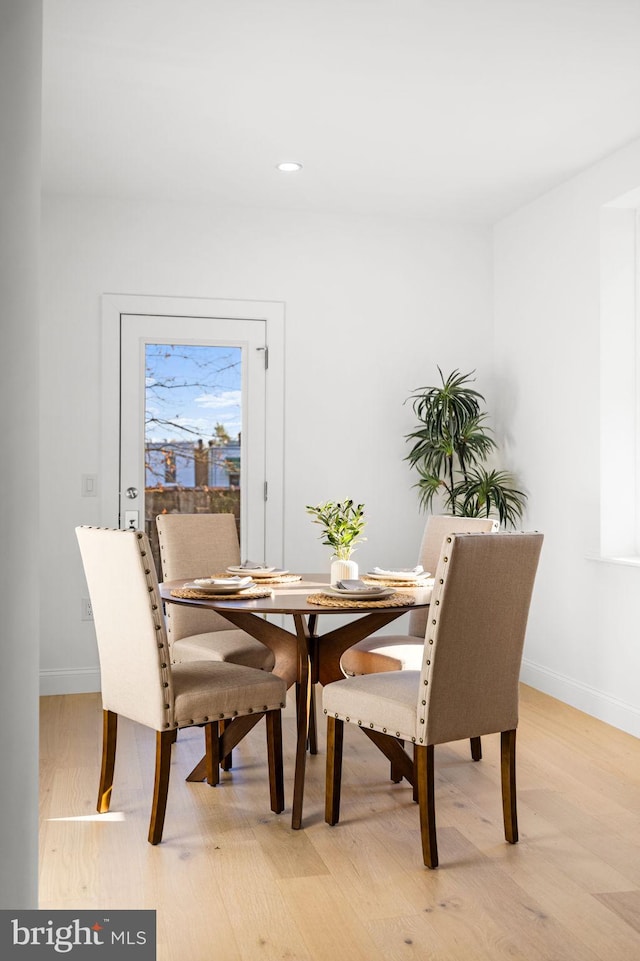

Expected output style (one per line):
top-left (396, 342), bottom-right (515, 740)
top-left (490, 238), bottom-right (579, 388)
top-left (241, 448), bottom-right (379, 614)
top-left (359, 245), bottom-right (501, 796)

top-left (370, 565), bottom-right (425, 577)
top-left (238, 560), bottom-right (272, 570)
top-left (335, 579), bottom-right (382, 593)
top-left (194, 576), bottom-right (252, 588)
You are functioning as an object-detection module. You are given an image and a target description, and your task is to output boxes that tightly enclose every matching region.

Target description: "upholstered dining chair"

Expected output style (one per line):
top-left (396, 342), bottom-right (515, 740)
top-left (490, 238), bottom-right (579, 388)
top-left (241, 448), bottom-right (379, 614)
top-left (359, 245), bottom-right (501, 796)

top-left (323, 530), bottom-right (543, 868)
top-left (155, 513), bottom-right (275, 671)
top-left (341, 515), bottom-right (499, 768)
top-left (76, 525), bottom-right (286, 844)
top-left (341, 514), bottom-right (499, 677)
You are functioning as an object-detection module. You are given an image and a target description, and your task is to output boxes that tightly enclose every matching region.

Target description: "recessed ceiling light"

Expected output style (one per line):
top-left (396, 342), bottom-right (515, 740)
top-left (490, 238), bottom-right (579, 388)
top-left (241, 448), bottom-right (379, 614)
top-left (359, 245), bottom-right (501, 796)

top-left (277, 161), bottom-right (303, 172)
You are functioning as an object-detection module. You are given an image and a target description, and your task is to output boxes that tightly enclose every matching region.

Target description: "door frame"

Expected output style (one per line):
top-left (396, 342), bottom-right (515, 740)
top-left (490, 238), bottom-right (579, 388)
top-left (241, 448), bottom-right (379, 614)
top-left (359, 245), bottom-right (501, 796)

top-left (101, 293), bottom-right (285, 565)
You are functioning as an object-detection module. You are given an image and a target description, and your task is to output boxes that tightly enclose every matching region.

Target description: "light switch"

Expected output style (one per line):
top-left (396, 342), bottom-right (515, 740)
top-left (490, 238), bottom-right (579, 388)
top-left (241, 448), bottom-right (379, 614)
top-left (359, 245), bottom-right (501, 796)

top-left (81, 474), bottom-right (98, 497)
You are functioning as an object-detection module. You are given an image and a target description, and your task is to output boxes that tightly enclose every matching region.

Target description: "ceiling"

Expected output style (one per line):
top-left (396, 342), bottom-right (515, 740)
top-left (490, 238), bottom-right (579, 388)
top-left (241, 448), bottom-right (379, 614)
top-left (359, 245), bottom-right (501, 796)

top-left (41, 0), bottom-right (640, 224)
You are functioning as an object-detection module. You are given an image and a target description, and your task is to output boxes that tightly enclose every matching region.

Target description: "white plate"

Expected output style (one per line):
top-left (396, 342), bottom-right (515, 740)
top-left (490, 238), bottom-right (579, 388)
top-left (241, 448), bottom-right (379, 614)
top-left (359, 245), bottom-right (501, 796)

top-left (325, 586), bottom-right (396, 600)
top-left (226, 566), bottom-right (288, 578)
top-left (187, 578), bottom-right (254, 594)
top-left (366, 570), bottom-right (430, 581)
top-left (194, 575), bottom-right (252, 586)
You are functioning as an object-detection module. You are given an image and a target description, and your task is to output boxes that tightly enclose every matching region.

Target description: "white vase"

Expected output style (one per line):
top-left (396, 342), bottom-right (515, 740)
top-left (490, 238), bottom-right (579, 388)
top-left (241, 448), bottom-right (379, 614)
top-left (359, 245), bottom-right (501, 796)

top-left (330, 557), bottom-right (358, 586)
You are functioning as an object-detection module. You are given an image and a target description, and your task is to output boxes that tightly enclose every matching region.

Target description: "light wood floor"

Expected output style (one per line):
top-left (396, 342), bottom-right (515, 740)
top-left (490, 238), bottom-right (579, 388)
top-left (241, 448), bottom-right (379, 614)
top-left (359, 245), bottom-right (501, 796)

top-left (39, 685), bottom-right (640, 961)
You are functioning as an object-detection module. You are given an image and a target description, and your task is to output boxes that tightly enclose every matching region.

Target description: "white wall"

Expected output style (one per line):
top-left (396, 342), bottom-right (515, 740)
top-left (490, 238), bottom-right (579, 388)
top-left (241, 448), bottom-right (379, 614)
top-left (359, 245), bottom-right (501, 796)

top-left (40, 197), bottom-right (493, 693)
top-left (494, 135), bottom-right (640, 737)
top-left (0, 0), bottom-right (41, 909)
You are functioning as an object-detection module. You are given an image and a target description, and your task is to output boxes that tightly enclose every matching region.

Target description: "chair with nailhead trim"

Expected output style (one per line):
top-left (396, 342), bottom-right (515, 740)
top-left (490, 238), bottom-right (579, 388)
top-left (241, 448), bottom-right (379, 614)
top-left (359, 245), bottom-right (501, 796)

top-left (323, 530), bottom-right (543, 868)
top-left (155, 513), bottom-right (275, 672)
top-left (341, 515), bottom-right (498, 771)
top-left (156, 513), bottom-right (277, 771)
top-left (76, 526), bottom-right (286, 844)
top-left (341, 515), bottom-right (498, 677)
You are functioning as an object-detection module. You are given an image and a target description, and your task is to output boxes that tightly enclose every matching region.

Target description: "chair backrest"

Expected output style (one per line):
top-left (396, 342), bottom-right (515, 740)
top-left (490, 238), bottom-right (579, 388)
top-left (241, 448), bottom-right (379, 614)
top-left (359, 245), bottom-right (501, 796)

top-left (416, 531), bottom-right (543, 747)
top-left (76, 526), bottom-right (174, 732)
top-left (156, 513), bottom-right (241, 642)
top-left (408, 514), bottom-right (499, 636)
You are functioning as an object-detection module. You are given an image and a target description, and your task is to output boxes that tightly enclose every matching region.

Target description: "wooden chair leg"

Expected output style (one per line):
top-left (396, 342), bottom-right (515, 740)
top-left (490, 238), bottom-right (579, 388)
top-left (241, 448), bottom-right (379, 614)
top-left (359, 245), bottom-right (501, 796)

top-left (308, 684), bottom-right (318, 755)
top-left (325, 716), bottom-right (344, 825)
top-left (470, 736), bottom-right (482, 761)
top-left (266, 710), bottom-right (285, 813)
top-left (501, 729), bottom-right (518, 844)
top-left (390, 739), bottom-right (405, 783)
top-left (148, 729), bottom-right (175, 845)
top-left (204, 721), bottom-right (220, 787)
top-left (97, 709), bottom-right (117, 814)
top-left (416, 743), bottom-right (438, 869)
top-left (220, 718), bottom-right (233, 770)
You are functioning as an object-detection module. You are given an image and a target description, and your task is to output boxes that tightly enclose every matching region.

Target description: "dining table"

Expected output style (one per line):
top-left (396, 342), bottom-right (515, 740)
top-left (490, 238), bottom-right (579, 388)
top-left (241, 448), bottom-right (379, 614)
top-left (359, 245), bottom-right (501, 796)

top-left (159, 573), bottom-right (432, 828)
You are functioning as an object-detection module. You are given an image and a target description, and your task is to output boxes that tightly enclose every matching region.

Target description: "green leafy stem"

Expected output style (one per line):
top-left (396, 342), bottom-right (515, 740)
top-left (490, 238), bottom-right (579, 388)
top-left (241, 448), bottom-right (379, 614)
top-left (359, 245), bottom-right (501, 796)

top-left (305, 499), bottom-right (367, 560)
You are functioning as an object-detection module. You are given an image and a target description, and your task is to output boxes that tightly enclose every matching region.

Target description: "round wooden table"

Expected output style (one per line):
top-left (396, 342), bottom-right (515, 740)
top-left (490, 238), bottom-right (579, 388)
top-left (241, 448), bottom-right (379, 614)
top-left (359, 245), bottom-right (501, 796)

top-left (160, 574), bottom-right (431, 828)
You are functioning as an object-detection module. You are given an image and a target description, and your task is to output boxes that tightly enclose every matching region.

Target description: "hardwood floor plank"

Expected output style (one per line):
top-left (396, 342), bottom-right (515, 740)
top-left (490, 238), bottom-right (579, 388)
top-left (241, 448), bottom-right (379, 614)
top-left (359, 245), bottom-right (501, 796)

top-left (207, 840), bottom-right (314, 961)
top-left (418, 828), bottom-right (606, 961)
top-left (255, 817), bottom-right (331, 879)
top-left (364, 912), bottom-right (520, 961)
top-left (279, 875), bottom-right (388, 961)
top-left (593, 891), bottom-right (640, 936)
top-left (305, 821), bottom-right (422, 919)
top-left (500, 851), bottom-right (640, 960)
top-left (518, 789), bottom-right (640, 888)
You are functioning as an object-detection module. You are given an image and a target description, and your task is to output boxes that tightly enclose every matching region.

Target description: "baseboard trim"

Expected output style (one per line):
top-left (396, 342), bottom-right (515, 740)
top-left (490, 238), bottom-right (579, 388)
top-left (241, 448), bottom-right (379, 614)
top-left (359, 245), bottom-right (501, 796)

top-left (521, 658), bottom-right (640, 738)
top-left (40, 668), bottom-right (101, 696)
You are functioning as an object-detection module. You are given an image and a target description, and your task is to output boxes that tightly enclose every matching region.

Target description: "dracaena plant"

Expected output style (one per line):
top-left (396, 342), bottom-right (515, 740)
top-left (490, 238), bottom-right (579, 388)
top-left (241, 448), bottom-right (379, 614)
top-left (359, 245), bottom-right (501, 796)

top-left (305, 499), bottom-right (367, 560)
top-left (405, 367), bottom-right (527, 528)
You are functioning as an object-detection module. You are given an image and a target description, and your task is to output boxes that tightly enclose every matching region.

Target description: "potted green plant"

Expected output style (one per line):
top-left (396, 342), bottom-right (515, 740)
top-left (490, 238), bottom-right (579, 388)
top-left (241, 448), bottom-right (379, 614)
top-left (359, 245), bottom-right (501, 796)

top-left (405, 367), bottom-right (526, 527)
top-left (305, 499), bottom-right (367, 583)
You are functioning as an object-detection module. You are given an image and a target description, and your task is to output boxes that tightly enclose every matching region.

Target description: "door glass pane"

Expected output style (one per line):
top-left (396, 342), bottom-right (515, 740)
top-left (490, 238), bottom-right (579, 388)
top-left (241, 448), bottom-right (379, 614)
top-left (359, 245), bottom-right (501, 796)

top-left (144, 343), bottom-right (242, 570)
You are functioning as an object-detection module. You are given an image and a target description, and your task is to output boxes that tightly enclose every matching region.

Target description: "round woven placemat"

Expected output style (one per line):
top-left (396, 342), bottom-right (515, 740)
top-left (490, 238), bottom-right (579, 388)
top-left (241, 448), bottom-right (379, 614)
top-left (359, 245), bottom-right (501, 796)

top-left (306, 591), bottom-right (415, 609)
top-left (171, 586), bottom-right (273, 601)
top-left (361, 575), bottom-right (432, 588)
top-left (210, 572), bottom-right (302, 584)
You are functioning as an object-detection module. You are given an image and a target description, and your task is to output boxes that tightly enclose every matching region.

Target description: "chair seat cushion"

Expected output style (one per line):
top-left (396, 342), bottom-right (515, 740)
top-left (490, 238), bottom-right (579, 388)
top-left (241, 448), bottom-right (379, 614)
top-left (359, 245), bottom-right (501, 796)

top-left (171, 660), bottom-right (286, 727)
top-left (341, 634), bottom-right (424, 675)
top-left (323, 670), bottom-right (420, 742)
top-left (171, 629), bottom-right (276, 671)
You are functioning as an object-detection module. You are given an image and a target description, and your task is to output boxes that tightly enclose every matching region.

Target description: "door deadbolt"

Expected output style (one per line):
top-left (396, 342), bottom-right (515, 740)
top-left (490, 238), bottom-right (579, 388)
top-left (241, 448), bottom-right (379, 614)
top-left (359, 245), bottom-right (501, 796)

top-left (125, 486), bottom-right (139, 499)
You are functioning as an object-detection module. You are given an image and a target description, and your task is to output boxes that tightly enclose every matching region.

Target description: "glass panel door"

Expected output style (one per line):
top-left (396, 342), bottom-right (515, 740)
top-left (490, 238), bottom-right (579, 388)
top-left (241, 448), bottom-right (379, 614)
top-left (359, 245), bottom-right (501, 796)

top-left (119, 315), bottom-right (267, 573)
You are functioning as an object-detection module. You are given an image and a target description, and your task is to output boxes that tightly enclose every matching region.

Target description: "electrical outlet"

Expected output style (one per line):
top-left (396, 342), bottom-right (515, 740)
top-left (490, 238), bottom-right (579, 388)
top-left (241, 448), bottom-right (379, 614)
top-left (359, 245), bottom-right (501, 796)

top-left (81, 598), bottom-right (93, 621)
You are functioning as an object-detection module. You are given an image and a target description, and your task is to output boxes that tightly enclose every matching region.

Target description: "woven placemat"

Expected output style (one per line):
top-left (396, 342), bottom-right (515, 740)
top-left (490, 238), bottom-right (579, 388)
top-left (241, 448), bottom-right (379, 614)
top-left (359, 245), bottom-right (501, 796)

top-left (361, 575), bottom-right (432, 588)
top-left (306, 591), bottom-right (415, 609)
top-left (210, 572), bottom-right (302, 585)
top-left (171, 586), bottom-right (273, 601)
